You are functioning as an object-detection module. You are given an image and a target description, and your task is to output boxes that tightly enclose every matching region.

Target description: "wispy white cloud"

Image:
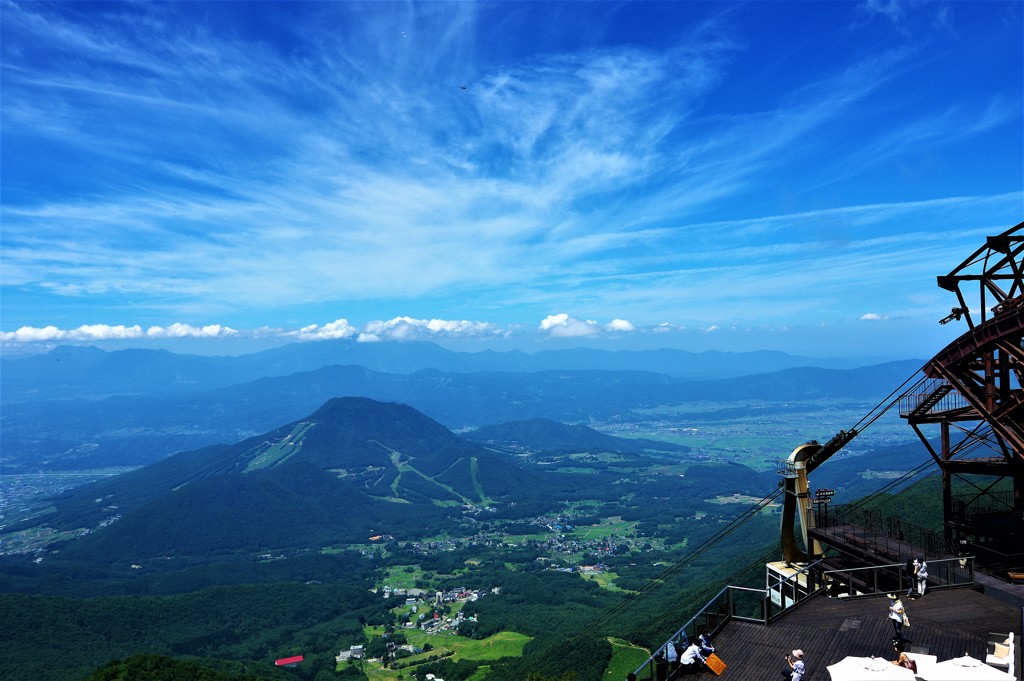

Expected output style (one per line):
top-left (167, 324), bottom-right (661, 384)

top-left (0, 2), bottom-right (723, 314)
top-left (288, 319), bottom-right (360, 341)
top-left (362, 316), bottom-right (506, 342)
top-left (1, 1), bottom-right (1019, 356)
top-left (857, 0), bottom-right (909, 25)
top-left (855, 0), bottom-right (958, 35)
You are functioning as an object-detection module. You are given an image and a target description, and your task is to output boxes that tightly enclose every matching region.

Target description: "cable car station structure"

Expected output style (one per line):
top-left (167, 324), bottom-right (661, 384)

top-left (904, 225), bottom-right (1024, 571)
top-left (628, 223), bottom-right (1023, 681)
top-left (780, 221), bottom-right (1024, 576)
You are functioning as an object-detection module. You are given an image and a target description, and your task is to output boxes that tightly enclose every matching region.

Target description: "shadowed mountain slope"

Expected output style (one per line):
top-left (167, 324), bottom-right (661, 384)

top-left (465, 417), bottom-right (690, 454)
top-left (33, 398), bottom-right (570, 562)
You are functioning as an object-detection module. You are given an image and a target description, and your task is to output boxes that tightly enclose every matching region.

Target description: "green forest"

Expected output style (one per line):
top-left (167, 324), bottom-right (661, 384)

top-left (0, 430), bottom-right (947, 681)
top-left (0, 508), bottom-right (783, 681)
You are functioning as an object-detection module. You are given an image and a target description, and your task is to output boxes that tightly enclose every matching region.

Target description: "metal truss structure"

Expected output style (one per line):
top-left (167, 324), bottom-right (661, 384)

top-left (900, 221), bottom-right (1024, 571)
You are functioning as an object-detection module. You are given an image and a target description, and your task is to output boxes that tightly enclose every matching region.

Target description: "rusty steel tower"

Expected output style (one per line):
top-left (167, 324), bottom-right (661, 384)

top-left (899, 221), bottom-right (1024, 572)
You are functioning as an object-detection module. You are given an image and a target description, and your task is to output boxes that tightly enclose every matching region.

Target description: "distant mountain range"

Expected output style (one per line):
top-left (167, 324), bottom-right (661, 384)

top-left (0, 338), bottom-right (924, 474)
top-left (1, 358), bottom-right (923, 471)
top-left (1, 340), bottom-right (896, 401)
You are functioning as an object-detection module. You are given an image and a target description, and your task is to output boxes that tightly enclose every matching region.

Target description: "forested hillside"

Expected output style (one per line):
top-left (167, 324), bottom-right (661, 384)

top-left (0, 582), bottom-right (383, 681)
top-left (0, 354), bottom-right (932, 681)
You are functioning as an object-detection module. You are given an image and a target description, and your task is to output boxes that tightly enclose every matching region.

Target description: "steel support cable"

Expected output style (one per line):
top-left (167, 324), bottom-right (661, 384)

top-left (868, 417), bottom-right (1003, 501)
top-left (850, 425), bottom-right (1002, 513)
top-left (636, 489), bottom-right (783, 591)
top-left (531, 493), bottom-right (783, 671)
top-left (561, 487), bottom-right (784, 639)
top-left (848, 423), bottom-right (1013, 520)
top-left (828, 368), bottom-right (964, 511)
top-left (847, 370), bottom-right (927, 435)
top-left (525, 370), bottom-right (934, 671)
top-left (944, 444), bottom-right (1017, 503)
top-left (622, 368), bottom-right (929, 616)
top-left (575, 370), bottom-right (925, 645)
top-left (846, 457), bottom-right (940, 515)
top-left (616, 546), bottom-right (780, 645)
top-left (855, 466), bottom-right (938, 513)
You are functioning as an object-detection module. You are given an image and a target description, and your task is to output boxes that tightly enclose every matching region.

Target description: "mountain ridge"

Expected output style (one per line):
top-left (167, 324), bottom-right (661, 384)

top-left (1, 340), bottom-right (902, 402)
top-left (1, 360), bottom-right (923, 471)
top-left (465, 417), bottom-right (691, 455)
top-left (23, 397), bottom-right (566, 561)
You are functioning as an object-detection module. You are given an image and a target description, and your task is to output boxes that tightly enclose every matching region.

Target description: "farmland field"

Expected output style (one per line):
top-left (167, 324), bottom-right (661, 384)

top-left (357, 628), bottom-right (531, 680)
top-left (602, 401), bottom-right (913, 472)
top-left (604, 637), bottom-right (651, 680)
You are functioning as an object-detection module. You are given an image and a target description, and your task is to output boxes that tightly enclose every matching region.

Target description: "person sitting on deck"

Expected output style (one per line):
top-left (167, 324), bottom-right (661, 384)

top-left (678, 641), bottom-right (707, 674)
top-left (698, 632), bottom-right (714, 657)
top-left (891, 640), bottom-right (917, 672)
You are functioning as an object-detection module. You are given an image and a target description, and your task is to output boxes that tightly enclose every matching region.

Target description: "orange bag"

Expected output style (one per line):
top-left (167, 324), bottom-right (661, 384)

top-left (705, 653), bottom-right (726, 675)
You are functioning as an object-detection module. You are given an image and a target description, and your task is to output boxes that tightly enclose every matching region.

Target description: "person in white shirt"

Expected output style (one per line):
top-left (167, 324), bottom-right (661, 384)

top-left (679, 642), bottom-right (706, 674)
top-left (783, 649), bottom-right (805, 681)
top-left (888, 593), bottom-right (906, 640)
top-left (915, 559), bottom-right (928, 597)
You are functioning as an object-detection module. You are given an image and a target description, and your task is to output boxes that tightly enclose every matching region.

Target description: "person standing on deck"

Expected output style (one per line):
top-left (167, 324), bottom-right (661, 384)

top-left (665, 637), bottom-right (679, 673)
top-left (888, 593), bottom-right (906, 641)
top-left (782, 649), bottom-right (805, 681)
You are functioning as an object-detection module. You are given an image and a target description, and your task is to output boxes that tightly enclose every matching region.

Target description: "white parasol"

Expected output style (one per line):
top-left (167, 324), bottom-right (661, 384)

top-left (827, 656), bottom-right (917, 681)
top-left (918, 655), bottom-right (1016, 681)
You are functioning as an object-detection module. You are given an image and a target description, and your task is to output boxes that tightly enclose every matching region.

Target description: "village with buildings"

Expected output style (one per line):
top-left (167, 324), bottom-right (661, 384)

top-left (302, 508), bottom-right (666, 677)
top-left (332, 585), bottom-right (497, 678)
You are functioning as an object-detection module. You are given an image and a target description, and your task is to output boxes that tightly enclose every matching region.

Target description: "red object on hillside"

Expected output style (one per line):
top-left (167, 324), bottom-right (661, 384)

top-left (275, 655), bottom-right (304, 667)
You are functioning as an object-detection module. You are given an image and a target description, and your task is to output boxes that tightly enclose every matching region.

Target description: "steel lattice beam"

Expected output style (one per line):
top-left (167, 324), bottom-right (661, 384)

top-left (903, 221), bottom-right (1024, 573)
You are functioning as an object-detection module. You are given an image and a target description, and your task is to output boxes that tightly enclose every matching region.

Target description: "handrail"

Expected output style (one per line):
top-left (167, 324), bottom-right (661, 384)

top-left (899, 378), bottom-right (969, 417)
top-left (630, 561), bottom-right (825, 680)
top-left (818, 504), bottom-right (954, 558)
top-left (821, 556), bottom-right (975, 599)
top-left (629, 557), bottom-right (976, 679)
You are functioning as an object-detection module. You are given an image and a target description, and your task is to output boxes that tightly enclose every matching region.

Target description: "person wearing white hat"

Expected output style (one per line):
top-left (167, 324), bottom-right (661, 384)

top-left (888, 593), bottom-right (907, 641)
top-left (782, 648), bottom-right (805, 681)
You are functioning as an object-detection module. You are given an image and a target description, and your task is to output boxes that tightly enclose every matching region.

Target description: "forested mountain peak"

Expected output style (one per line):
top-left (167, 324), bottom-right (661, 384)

top-left (24, 397), bottom-right (546, 562)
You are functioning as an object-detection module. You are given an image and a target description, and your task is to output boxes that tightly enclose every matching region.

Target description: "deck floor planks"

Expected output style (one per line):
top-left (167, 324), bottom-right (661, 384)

top-left (672, 587), bottom-right (1020, 681)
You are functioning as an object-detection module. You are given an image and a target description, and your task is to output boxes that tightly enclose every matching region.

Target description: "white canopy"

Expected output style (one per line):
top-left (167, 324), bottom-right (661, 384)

top-left (827, 656), bottom-right (917, 681)
top-left (919, 655), bottom-right (1016, 681)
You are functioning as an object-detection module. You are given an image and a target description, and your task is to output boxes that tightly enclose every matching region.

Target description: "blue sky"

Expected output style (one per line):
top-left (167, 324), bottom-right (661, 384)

top-left (1, 1), bottom-right (1021, 359)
